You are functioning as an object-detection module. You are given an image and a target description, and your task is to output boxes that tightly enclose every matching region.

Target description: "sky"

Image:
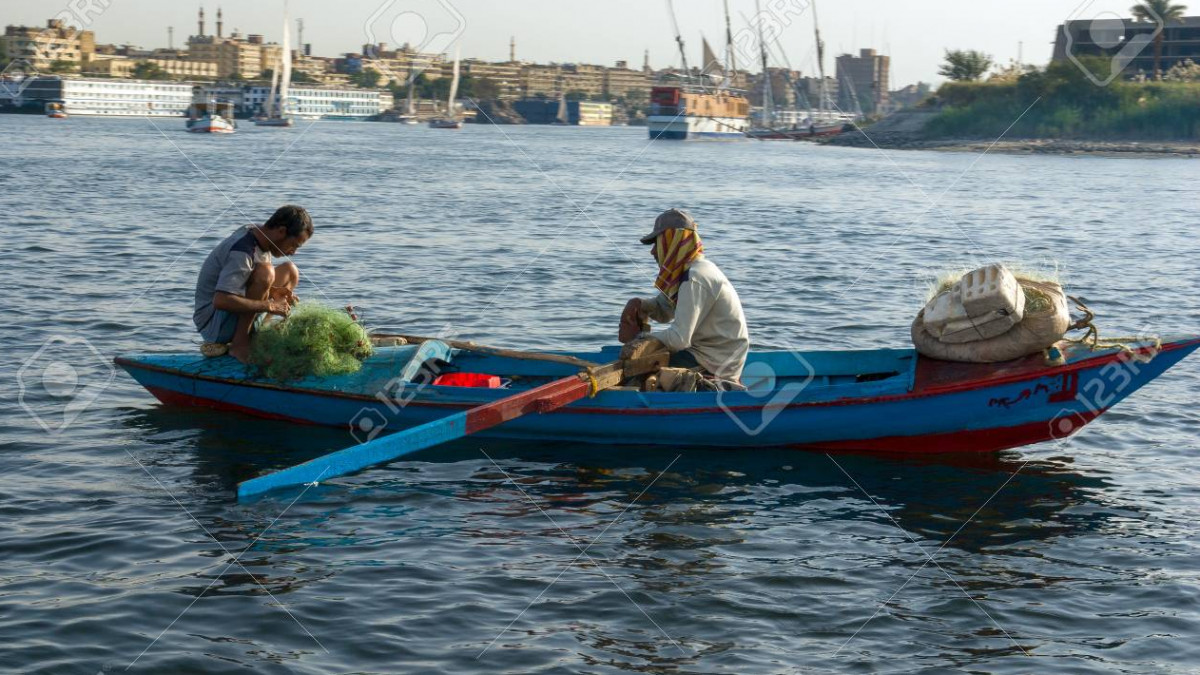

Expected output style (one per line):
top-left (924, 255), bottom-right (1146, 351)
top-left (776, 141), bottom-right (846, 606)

top-left (3, 0), bottom-right (1166, 86)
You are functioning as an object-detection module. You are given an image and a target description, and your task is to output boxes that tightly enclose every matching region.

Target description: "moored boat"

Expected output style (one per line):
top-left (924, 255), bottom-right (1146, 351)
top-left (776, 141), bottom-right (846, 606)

top-left (647, 85), bottom-right (749, 140)
top-left (115, 335), bottom-right (1198, 455)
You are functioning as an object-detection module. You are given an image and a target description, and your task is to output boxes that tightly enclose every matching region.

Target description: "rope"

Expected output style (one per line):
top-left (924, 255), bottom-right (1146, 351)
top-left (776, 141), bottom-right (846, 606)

top-left (585, 369), bottom-right (601, 398)
top-left (1063, 295), bottom-right (1161, 363)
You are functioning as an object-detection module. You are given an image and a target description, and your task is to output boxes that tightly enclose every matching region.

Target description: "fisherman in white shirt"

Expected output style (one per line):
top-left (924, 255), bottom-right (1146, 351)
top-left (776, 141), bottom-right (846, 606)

top-left (619, 208), bottom-right (750, 384)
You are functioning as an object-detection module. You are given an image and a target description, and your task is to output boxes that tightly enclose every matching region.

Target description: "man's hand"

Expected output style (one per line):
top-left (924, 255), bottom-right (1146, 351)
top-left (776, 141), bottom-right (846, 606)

top-left (618, 297), bottom-right (649, 344)
top-left (620, 336), bottom-right (664, 361)
top-left (269, 286), bottom-right (298, 307)
top-left (265, 296), bottom-right (292, 317)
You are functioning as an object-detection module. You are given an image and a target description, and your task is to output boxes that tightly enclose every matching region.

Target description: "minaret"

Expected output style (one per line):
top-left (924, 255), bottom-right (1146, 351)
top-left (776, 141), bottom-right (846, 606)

top-left (216, 7), bottom-right (223, 38)
top-left (168, 26), bottom-right (174, 49)
top-left (198, 6), bottom-right (205, 37)
top-left (509, 36), bottom-right (515, 63)
top-left (643, 49), bottom-right (650, 73)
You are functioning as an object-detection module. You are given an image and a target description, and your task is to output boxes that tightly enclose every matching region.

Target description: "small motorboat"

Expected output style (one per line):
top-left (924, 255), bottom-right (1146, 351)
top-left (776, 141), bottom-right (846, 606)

top-left (187, 100), bottom-right (237, 134)
top-left (115, 335), bottom-right (1198, 455)
top-left (45, 101), bottom-right (68, 119)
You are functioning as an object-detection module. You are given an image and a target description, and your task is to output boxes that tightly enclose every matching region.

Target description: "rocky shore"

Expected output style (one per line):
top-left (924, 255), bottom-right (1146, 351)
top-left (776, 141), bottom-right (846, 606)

top-left (818, 110), bottom-right (1199, 158)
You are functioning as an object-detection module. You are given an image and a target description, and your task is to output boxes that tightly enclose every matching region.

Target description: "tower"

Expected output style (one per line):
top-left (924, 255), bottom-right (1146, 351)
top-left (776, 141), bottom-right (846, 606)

top-left (198, 6), bottom-right (205, 37)
top-left (509, 36), bottom-right (515, 63)
top-left (216, 7), bottom-right (223, 38)
top-left (168, 26), bottom-right (174, 49)
top-left (643, 49), bottom-right (650, 73)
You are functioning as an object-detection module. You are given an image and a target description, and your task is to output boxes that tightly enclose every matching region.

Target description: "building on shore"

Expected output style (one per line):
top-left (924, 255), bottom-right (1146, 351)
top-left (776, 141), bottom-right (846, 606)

top-left (603, 60), bottom-right (652, 101)
top-left (185, 8), bottom-right (281, 79)
top-left (835, 48), bottom-right (890, 115)
top-left (85, 56), bottom-right (219, 80)
top-left (512, 98), bottom-right (613, 125)
top-left (459, 59), bottom-right (522, 99)
top-left (1053, 16), bottom-right (1200, 76)
top-left (1, 19), bottom-right (95, 71)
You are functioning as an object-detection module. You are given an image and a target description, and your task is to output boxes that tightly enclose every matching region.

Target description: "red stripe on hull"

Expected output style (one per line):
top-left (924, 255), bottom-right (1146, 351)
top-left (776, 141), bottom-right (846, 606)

top-left (146, 386), bottom-right (322, 426)
top-left (795, 409), bottom-right (1104, 454)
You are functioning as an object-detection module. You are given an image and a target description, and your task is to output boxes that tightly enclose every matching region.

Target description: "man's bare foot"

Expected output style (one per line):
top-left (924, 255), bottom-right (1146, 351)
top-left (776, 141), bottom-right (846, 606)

top-left (228, 342), bottom-right (251, 363)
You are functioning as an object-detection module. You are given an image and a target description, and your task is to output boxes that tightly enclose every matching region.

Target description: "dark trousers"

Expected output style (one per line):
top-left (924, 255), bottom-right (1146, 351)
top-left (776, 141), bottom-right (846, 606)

top-left (668, 349), bottom-right (705, 372)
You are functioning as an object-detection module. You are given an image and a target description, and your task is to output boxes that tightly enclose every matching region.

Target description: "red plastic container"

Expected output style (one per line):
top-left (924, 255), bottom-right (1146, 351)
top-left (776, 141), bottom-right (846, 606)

top-left (433, 372), bottom-right (502, 388)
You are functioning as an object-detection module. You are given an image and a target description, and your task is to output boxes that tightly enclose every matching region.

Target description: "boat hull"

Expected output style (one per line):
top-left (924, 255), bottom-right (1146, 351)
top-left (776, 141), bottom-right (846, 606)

top-left (648, 115), bottom-right (748, 140)
top-left (253, 117), bottom-right (294, 127)
top-left (114, 337), bottom-right (1198, 455)
top-left (187, 116), bottom-right (236, 133)
top-left (747, 123), bottom-right (848, 140)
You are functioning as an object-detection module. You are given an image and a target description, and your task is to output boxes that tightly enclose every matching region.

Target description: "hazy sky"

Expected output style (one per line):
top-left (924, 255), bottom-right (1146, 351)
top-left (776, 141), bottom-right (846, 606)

top-left (4, 0), bottom-right (1161, 85)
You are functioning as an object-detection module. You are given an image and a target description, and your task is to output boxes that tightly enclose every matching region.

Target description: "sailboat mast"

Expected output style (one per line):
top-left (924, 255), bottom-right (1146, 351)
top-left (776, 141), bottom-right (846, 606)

top-left (754, 0), bottom-right (773, 127)
top-left (265, 60), bottom-right (280, 118)
top-left (405, 61), bottom-right (415, 115)
top-left (665, 0), bottom-right (691, 84)
top-left (723, 0), bottom-right (736, 83)
top-left (446, 45), bottom-right (460, 116)
top-left (279, 3), bottom-right (291, 117)
top-left (812, 0), bottom-right (828, 113)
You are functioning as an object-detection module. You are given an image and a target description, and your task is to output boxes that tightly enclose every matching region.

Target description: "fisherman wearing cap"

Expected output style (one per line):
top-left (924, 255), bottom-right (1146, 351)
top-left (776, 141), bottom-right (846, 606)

top-left (619, 208), bottom-right (749, 383)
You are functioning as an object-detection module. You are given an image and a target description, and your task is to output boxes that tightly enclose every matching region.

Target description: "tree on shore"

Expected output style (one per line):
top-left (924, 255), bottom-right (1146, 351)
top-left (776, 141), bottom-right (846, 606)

top-left (938, 50), bottom-right (993, 81)
top-left (350, 68), bottom-right (383, 88)
top-left (1132, 0), bottom-right (1187, 80)
top-left (131, 61), bottom-right (170, 80)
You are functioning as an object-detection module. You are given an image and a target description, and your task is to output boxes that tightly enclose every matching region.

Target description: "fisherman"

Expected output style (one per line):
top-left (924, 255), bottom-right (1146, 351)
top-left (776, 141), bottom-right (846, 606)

top-left (193, 205), bottom-right (313, 362)
top-left (619, 208), bottom-right (749, 385)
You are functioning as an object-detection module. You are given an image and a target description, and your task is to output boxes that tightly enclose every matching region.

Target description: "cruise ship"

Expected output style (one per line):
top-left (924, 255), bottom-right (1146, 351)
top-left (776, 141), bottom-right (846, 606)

top-left (11, 77), bottom-right (391, 121)
top-left (19, 77), bottom-right (193, 117)
top-left (646, 85), bottom-right (749, 140)
top-left (244, 85), bottom-right (390, 120)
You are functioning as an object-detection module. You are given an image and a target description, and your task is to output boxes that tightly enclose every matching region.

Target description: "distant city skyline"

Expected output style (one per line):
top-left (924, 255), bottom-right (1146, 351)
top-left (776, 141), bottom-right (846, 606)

top-left (2, 0), bottom-right (1166, 86)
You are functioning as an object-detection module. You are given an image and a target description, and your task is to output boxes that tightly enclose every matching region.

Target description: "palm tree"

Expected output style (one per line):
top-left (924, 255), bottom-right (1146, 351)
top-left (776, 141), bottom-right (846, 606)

top-left (1131, 0), bottom-right (1188, 79)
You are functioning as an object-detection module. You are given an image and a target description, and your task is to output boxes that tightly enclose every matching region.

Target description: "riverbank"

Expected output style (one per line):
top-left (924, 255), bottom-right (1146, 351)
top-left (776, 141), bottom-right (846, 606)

top-left (821, 62), bottom-right (1200, 158)
top-left (820, 110), bottom-right (1200, 157)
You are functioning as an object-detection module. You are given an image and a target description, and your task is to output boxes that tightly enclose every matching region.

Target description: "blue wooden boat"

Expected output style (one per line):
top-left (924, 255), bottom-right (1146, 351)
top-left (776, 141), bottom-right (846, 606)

top-left (115, 335), bottom-right (1199, 455)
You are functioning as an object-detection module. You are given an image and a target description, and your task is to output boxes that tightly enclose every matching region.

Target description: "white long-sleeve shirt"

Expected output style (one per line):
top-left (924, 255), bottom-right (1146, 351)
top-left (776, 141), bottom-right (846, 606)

top-left (641, 256), bottom-right (750, 381)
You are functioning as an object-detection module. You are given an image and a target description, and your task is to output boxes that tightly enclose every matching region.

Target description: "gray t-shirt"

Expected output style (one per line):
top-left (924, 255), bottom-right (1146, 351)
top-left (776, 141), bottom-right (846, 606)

top-left (193, 226), bottom-right (271, 336)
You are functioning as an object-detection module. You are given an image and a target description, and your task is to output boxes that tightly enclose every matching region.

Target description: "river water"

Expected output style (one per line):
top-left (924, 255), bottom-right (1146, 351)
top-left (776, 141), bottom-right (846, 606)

top-left (1, 115), bottom-right (1198, 674)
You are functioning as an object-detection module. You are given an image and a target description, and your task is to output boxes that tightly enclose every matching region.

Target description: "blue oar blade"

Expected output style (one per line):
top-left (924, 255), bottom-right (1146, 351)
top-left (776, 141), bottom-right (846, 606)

top-left (237, 409), bottom-right (469, 499)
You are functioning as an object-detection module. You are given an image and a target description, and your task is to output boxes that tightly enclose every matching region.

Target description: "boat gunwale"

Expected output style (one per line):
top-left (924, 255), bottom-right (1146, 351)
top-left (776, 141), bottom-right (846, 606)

top-left (113, 336), bottom-right (1198, 415)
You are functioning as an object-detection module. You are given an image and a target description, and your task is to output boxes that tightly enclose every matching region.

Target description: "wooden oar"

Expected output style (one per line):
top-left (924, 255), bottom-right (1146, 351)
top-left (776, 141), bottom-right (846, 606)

top-left (236, 343), bottom-right (667, 500)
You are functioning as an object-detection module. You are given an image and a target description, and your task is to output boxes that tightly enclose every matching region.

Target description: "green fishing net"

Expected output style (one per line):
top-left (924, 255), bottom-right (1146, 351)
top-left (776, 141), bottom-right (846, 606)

top-left (249, 302), bottom-right (373, 380)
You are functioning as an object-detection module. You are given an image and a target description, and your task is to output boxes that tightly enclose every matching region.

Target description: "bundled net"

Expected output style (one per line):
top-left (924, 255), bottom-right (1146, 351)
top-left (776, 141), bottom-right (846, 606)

top-left (249, 302), bottom-right (373, 380)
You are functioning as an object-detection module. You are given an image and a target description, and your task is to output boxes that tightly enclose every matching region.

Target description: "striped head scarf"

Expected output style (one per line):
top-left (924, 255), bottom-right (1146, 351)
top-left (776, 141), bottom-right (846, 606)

top-left (653, 228), bottom-right (704, 306)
